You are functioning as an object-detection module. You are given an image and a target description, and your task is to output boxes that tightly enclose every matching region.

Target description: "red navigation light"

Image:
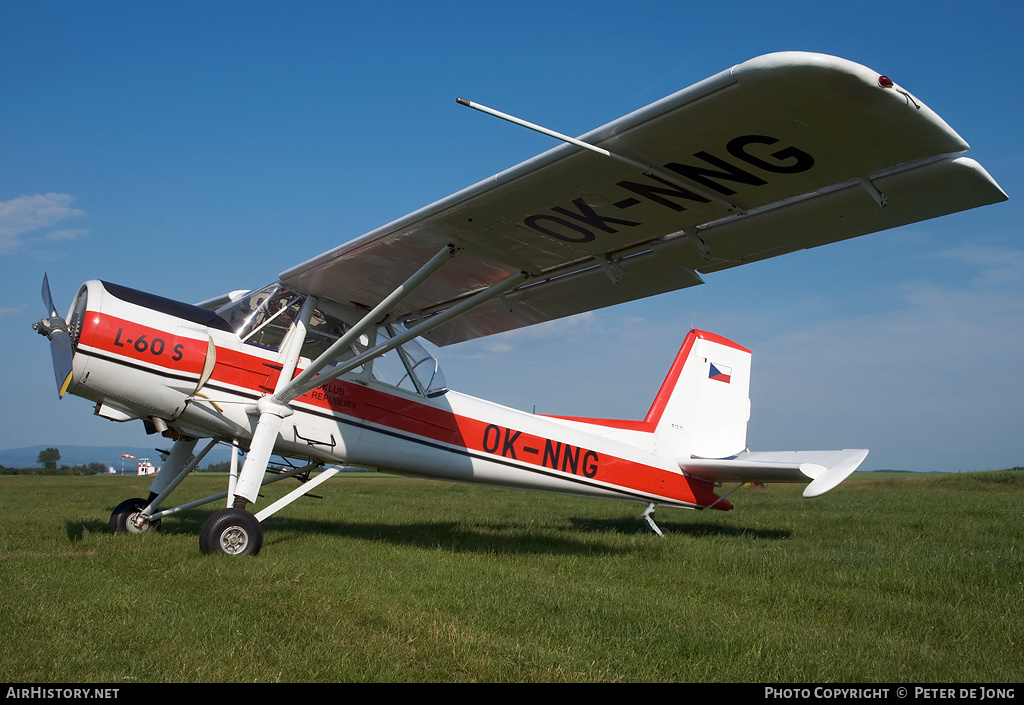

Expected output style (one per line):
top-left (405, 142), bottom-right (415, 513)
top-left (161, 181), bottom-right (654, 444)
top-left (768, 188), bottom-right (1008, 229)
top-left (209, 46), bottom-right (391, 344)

top-left (878, 75), bottom-right (894, 88)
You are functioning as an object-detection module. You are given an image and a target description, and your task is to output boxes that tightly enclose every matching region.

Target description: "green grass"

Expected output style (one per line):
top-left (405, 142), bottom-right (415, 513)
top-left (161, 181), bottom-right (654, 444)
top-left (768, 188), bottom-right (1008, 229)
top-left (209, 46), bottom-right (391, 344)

top-left (0, 471), bottom-right (1021, 682)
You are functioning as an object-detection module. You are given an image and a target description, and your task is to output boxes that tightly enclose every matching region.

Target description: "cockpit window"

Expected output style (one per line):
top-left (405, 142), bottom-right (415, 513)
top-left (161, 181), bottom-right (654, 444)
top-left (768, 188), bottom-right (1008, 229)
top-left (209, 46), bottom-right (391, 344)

top-left (217, 286), bottom-right (447, 396)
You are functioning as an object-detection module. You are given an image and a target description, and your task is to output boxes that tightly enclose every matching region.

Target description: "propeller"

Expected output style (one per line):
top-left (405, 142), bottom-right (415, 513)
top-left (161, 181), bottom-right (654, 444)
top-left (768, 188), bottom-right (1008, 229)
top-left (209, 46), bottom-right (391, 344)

top-left (32, 274), bottom-right (75, 398)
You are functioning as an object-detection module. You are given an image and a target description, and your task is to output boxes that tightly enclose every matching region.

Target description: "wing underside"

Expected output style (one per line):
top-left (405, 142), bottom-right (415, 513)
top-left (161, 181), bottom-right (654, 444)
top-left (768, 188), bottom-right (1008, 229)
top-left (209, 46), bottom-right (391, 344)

top-left (279, 52), bottom-right (1006, 345)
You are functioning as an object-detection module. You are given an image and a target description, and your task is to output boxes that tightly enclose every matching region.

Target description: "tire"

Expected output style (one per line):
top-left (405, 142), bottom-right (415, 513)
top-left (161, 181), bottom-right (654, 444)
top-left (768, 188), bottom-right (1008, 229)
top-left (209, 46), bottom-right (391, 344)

top-left (199, 508), bottom-right (263, 556)
top-left (109, 498), bottom-right (161, 534)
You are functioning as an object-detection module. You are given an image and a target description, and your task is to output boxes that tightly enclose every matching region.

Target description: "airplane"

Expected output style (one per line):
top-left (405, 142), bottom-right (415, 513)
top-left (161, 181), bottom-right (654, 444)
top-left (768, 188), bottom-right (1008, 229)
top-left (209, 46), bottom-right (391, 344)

top-left (32, 52), bottom-right (1006, 556)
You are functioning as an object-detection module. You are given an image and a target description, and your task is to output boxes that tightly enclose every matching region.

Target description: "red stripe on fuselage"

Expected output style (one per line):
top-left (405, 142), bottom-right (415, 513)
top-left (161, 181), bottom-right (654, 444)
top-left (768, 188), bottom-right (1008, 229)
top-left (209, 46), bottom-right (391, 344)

top-left (85, 311), bottom-right (726, 508)
top-left (287, 372), bottom-right (724, 508)
top-left (84, 312), bottom-right (210, 377)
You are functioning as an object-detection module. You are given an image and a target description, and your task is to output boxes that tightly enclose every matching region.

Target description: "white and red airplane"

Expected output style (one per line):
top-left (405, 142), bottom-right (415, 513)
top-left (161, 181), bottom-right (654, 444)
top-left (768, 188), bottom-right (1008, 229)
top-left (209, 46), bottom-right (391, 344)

top-left (33, 52), bottom-right (1006, 555)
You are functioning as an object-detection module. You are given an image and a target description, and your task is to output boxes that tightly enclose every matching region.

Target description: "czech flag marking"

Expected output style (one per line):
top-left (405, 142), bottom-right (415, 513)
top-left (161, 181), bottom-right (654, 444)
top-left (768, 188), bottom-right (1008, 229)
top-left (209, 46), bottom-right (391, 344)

top-left (709, 362), bottom-right (732, 384)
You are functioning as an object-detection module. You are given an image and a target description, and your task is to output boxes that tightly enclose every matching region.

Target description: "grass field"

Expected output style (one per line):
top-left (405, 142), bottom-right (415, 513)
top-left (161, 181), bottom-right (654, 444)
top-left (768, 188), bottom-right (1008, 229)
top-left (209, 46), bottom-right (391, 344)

top-left (0, 470), bottom-right (1021, 682)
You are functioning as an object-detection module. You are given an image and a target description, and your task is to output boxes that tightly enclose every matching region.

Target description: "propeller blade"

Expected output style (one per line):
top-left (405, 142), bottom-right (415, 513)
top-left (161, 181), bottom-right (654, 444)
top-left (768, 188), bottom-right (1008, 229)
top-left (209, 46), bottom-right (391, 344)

top-left (34, 274), bottom-right (74, 398)
top-left (49, 328), bottom-right (75, 398)
top-left (41, 273), bottom-right (58, 318)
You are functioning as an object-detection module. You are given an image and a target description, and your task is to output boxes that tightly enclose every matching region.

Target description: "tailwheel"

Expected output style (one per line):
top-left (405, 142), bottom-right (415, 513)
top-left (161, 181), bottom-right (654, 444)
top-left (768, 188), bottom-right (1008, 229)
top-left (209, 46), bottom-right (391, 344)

top-left (110, 498), bottom-right (161, 534)
top-left (199, 508), bottom-right (263, 556)
top-left (641, 503), bottom-right (664, 537)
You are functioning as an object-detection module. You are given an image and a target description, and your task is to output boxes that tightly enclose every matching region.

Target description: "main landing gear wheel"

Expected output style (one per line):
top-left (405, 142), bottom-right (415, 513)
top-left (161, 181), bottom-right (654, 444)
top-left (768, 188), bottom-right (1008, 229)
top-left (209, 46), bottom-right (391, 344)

top-left (199, 508), bottom-right (263, 556)
top-left (109, 498), bottom-right (161, 534)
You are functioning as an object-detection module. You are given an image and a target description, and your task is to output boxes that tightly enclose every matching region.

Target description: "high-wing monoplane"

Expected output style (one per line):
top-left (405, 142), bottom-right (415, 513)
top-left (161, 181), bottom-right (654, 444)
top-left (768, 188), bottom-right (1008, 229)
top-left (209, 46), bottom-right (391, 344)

top-left (33, 53), bottom-right (1006, 555)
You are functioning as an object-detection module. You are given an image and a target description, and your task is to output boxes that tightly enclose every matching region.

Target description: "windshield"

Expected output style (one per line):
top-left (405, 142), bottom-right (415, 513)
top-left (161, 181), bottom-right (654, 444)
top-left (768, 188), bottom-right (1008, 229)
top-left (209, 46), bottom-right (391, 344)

top-left (217, 284), bottom-right (302, 352)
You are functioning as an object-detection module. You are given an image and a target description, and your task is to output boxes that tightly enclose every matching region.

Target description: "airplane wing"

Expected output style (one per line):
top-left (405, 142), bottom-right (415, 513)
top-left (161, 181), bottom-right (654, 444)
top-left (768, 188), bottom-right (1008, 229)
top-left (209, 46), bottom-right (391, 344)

top-left (279, 52), bottom-right (1007, 346)
top-left (680, 449), bottom-right (869, 498)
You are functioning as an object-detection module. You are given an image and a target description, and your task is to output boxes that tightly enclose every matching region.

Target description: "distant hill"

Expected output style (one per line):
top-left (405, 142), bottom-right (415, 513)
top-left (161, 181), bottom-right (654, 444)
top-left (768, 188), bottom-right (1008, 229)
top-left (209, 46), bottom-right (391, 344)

top-left (0, 444), bottom-right (232, 470)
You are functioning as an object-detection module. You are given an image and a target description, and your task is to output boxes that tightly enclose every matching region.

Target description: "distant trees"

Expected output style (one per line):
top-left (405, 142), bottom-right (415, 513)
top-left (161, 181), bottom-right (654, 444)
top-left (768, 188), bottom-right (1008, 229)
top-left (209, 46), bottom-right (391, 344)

top-left (201, 461), bottom-right (232, 473)
top-left (37, 448), bottom-right (61, 469)
top-left (0, 450), bottom-right (108, 475)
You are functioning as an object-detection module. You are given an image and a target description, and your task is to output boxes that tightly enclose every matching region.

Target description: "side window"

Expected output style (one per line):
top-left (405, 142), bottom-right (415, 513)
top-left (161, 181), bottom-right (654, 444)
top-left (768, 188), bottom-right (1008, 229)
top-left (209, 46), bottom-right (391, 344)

top-left (367, 326), bottom-right (448, 396)
top-left (400, 337), bottom-right (448, 396)
top-left (301, 308), bottom-right (347, 361)
top-left (302, 306), bottom-right (369, 377)
top-left (217, 292), bottom-right (446, 396)
top-left (368, 327), bottom-right (420, 393)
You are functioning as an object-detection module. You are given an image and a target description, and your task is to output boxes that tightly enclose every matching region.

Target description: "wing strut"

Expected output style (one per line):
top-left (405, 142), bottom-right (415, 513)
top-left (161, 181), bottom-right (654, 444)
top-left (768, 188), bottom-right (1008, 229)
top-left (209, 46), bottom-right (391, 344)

top-left (234, 295), bottom-right (320, 505)
top-left (457, 97), bottom-right (746, 214)
top-left (234, 245), bottom-right (529, 507)
top-left (278, 258), bottom-right (529, 403)
top-left (140, 437), bottom-right (219, 520)
top-left (275, 244), bottom-right (460, 404)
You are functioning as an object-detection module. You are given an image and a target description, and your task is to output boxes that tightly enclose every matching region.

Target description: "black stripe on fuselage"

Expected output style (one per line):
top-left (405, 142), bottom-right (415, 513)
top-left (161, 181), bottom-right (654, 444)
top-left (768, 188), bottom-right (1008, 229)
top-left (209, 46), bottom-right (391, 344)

top-left (198, 382), bottom-right (676, 505)
top-left (84, 352), bottom-right (687, 508)
top-left (78, 347), bottom-right (201, 385)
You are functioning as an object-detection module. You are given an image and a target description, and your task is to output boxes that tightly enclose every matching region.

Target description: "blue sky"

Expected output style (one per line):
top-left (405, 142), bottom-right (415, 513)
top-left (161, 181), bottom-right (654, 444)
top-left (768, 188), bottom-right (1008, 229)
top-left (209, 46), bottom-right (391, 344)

top-left (2, 0), bottom-right (1021, 471)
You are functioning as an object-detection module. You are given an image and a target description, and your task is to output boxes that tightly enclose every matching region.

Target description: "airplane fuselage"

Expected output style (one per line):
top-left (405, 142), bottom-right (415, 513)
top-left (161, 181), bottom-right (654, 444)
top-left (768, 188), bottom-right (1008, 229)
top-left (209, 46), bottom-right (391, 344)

top-left (66, 279), bottom-right (729, 512)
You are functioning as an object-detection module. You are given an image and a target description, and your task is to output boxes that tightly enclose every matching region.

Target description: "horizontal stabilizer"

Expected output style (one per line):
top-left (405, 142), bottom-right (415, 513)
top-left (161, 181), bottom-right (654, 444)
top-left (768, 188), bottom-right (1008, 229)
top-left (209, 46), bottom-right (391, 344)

top-left (680, 449), bottom-right (868, 497)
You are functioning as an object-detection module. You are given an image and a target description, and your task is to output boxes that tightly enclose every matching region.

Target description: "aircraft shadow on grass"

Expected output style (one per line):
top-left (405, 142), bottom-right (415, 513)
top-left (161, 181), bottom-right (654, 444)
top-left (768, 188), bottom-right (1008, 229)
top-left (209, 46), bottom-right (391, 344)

top-left (66, 511), bottom-right (790, 555)
top-left (568, 516), bottom-right (791, 541)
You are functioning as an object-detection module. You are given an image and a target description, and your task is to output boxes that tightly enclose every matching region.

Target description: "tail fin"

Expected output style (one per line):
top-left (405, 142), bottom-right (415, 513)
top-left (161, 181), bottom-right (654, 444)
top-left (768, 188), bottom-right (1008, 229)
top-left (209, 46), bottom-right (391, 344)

top-left (546, 329), bottom-right (865, 498)
top-left (648, 330), bottom-right (751, 461)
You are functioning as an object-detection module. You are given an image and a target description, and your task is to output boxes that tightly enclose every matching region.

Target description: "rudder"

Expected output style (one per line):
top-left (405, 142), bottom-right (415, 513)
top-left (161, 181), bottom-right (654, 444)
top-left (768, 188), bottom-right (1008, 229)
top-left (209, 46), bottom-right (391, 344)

top-left (647, 330), bottom-right (752, 461)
